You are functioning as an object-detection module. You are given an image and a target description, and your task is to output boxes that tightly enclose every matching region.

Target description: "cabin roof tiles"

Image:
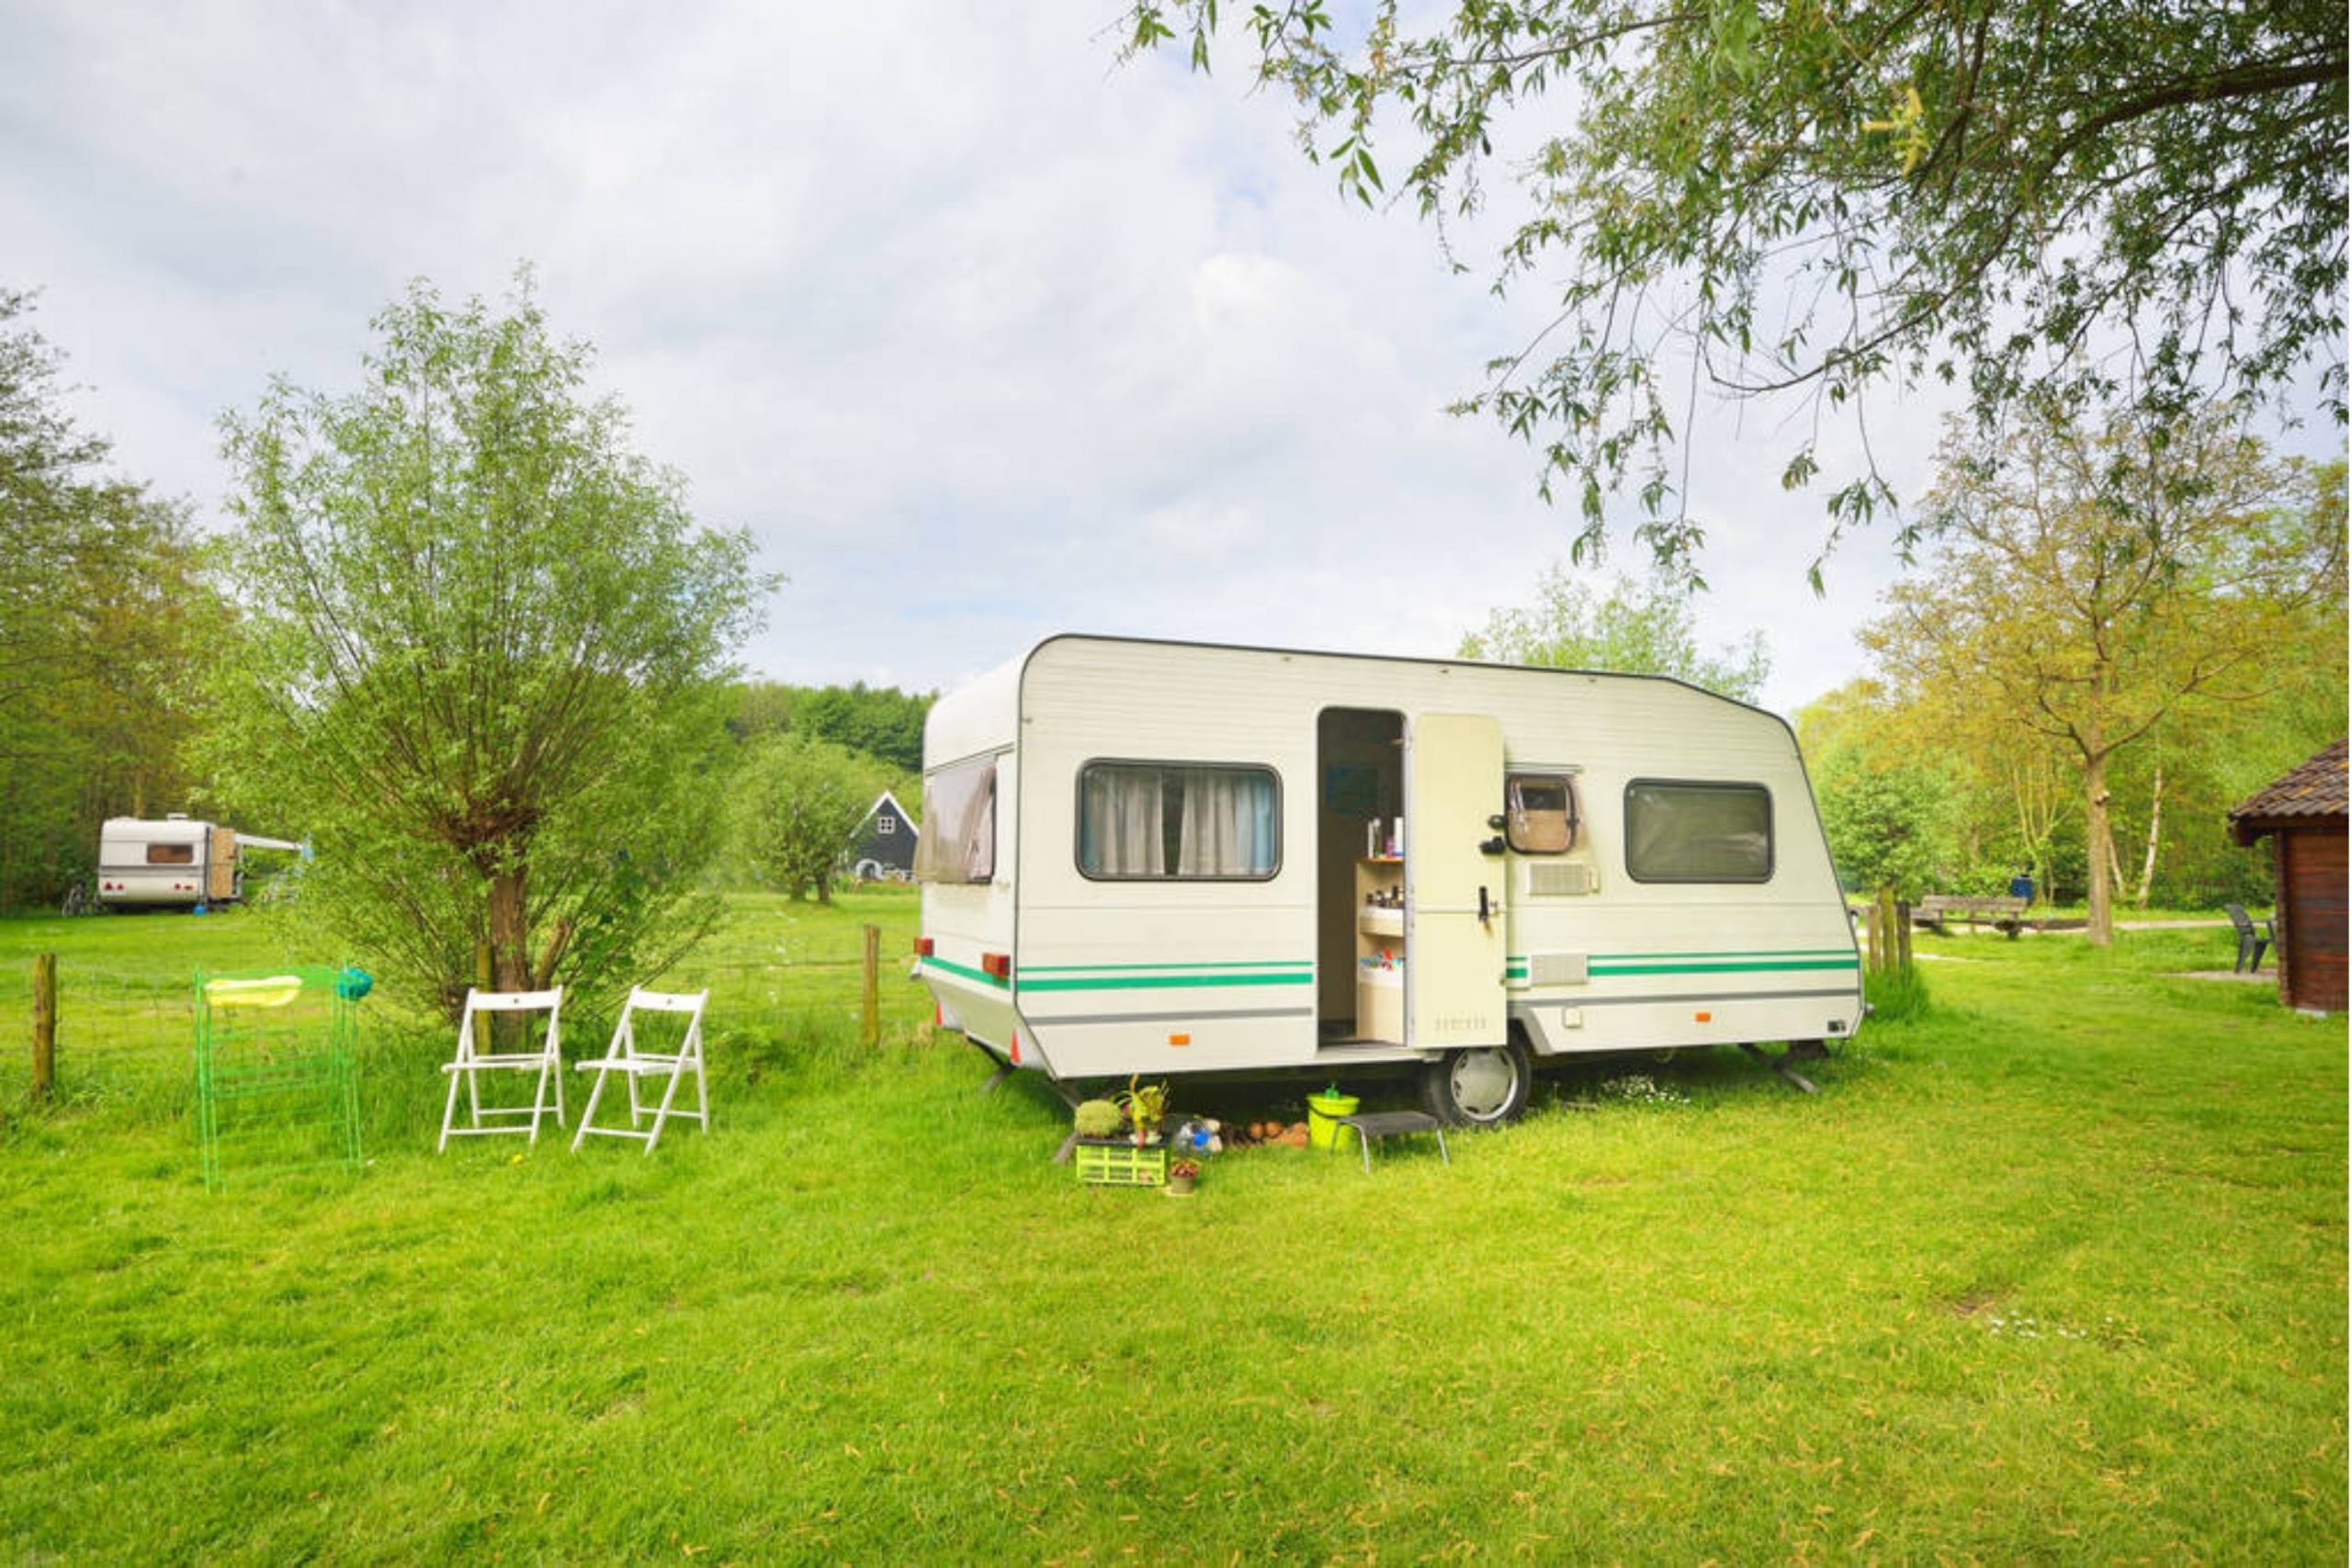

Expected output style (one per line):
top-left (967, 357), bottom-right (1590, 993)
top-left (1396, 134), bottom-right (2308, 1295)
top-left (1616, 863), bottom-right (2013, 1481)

top-left (2228, 739), bottom-right (2348, 843)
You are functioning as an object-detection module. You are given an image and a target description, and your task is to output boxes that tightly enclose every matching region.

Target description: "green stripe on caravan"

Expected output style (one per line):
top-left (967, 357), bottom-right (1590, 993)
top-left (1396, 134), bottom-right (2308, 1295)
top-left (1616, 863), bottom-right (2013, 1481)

top-left (921, 957), bottom-right (1009, 989)
top-left (1016, 964), bottom-right (1314, 994)
top-left (922, 959), bottom-right (1317, 992)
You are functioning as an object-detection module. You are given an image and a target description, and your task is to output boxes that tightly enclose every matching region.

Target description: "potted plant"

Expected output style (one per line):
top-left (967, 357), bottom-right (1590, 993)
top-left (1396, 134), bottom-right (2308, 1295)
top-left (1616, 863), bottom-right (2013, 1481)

top-left (1115, 1077), bottom-right (1168, 1145)
top-left (1166, 1156), bottom-right (1201, 1196)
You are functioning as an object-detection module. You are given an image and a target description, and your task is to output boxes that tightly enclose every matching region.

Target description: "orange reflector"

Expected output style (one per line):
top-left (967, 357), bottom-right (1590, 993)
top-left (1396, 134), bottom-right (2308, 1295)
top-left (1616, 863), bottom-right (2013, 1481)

top-left (1169, 1033), bottom-right (1191, 1046)
top-left (1694, 1010), bottom-right (1713, 1023)
top-left (915, 936), bottom-right (934, 957)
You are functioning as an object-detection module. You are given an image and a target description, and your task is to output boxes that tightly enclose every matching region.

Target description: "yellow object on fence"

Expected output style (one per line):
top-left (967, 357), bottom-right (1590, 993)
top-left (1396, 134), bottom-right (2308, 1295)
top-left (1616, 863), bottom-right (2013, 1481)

top-left (201, 975), bottom-right (304, 1009)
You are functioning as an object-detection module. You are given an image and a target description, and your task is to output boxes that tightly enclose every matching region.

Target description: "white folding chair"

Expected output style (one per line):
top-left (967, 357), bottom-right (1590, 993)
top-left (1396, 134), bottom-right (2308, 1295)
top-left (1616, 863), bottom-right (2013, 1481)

top-left (437, 987), bottom-right (567, 1151)
top-left (571, 988), bottom-right (709, 1154)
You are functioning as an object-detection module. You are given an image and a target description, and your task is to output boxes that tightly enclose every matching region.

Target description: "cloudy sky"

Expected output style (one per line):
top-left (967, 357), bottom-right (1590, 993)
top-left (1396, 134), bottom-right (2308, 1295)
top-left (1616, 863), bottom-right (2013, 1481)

top-left (2, 4), bottom-right (2330, 716)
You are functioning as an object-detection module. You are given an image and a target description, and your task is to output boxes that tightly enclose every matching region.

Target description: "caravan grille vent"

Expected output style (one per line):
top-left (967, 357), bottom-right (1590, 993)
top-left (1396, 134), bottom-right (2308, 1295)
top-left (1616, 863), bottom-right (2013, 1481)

top-left (1527, 863), bottom-right (1599, 897)
top-left (1529, 953), bottom-right (1590, 987)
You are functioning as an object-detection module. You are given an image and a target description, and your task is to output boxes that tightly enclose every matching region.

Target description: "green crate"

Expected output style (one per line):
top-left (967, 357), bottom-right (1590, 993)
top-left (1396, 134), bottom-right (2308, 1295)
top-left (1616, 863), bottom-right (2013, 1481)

top-left (1075, 1140), bottom-right (1168, 1187)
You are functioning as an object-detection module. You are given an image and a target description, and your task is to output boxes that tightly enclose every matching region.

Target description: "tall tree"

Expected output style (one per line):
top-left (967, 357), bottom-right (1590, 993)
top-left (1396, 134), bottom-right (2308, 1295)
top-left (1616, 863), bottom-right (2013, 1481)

top-left (0, 288), bottom-right (218, 907)
top-left (1812, 745), bottom-right (1960, 903)
top-left (738, 732), bottom-right (892, 905)
top-left (208, 276), bottom-right (772, 1014)
top-left (1859, 398), bottom-right (2341, 943)
top-left (1460, 566), bottom-right (1771, 703)
top-left (1127, 1), bottom-right (2346, 578)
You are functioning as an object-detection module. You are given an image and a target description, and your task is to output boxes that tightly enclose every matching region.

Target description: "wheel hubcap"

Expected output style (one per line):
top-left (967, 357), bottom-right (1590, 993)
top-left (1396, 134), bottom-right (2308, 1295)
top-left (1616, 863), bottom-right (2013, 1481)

top-left (1450, 1049), bottom-right (1519, 1120)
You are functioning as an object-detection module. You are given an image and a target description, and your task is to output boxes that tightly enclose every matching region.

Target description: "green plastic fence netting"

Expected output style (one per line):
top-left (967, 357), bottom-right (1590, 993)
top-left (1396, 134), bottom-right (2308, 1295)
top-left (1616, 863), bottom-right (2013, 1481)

top-left (193, 965), bottom-right (367, 1192)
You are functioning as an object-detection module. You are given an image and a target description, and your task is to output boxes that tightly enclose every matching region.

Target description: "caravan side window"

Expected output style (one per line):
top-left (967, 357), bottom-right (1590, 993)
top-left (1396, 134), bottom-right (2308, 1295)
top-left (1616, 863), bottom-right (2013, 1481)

top-left (1077, 762), bottom-right (1280, 881)
top-left (916, 757), bottom-right (997, 884)
top-left (1505, 773), bottom-right (1580, 854)
top-left (1623, 780), bottom-right (1772, 883)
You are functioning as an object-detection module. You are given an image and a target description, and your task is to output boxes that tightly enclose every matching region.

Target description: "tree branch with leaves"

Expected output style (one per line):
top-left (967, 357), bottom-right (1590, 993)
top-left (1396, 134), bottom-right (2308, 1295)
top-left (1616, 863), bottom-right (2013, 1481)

top-left (1126, 0), bottom-right (2346, 581)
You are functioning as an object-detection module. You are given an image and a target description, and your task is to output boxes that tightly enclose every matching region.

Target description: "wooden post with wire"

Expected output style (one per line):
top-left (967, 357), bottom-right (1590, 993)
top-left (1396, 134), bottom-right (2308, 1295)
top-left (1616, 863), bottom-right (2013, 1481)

top-left (861, 923), bottom-right (882, 1048)
top-left (31, 952), bottom-right (57, 1101)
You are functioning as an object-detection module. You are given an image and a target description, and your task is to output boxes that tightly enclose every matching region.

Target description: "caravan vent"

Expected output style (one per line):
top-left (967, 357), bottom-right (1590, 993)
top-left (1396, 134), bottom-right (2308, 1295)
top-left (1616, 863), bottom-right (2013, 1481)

top-left (1527, 862), bottom-right (1599, 897)
top-left (1529, 953), bottom-right (1590, 987)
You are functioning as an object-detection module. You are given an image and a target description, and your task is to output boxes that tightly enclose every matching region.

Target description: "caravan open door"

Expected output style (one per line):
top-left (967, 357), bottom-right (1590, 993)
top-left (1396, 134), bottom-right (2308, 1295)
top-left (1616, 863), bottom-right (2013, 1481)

top-left (206, 826), bottom-right (239, 902)
top-left (1406, 713), bottom-right (1508, 1046)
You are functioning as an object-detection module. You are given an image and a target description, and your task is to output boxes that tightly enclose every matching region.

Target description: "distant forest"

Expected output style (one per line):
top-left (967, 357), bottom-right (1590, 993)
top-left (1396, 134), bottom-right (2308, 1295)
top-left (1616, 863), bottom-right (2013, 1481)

top-left (728, 681), bottom-right (932, 777)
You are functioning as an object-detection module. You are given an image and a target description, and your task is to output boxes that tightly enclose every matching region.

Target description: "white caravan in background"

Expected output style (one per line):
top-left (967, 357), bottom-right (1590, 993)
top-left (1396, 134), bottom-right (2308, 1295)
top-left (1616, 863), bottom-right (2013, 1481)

top-left (913, 635), bottom-right (1863, 1125)
top-left (96, 816), bottom-right (302, 908)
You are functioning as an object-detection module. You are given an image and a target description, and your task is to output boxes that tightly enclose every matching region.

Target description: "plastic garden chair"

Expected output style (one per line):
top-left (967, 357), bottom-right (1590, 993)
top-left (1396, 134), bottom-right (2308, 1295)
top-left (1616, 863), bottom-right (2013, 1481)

top-left (571, 989), bottom-right (709, 1154)
top-left (437, 987), bottom-right (567, 1151)
top-left (2225, 903), bottom-right (2273, 973)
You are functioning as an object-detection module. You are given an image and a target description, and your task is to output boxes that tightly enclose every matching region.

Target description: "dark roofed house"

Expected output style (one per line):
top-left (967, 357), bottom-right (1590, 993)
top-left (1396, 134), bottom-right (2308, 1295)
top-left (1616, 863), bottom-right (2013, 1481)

top-left (2227, 739), bottom-right (2347, 1013)
top-left (848, 791), bottom-right (919, 883)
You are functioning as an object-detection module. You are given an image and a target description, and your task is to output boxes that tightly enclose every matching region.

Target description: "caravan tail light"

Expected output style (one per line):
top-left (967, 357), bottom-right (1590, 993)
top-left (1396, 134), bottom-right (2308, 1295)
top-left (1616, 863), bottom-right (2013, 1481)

top-left (981, 952), bottom-right (1012, 981)
top-left (914, 937), bottom-right (934, 957)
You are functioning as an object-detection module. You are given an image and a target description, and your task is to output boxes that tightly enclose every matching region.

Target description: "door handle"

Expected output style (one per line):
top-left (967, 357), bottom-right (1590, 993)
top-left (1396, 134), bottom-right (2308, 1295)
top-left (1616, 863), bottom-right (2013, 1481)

top-left (1478, 885), bottom-right (1490, 925)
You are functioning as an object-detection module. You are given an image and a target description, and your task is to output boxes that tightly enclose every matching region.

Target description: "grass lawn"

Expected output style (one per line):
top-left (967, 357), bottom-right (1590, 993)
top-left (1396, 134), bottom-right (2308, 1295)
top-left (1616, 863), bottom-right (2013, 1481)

top-left (0, 899), bottom-right (2342, 1562)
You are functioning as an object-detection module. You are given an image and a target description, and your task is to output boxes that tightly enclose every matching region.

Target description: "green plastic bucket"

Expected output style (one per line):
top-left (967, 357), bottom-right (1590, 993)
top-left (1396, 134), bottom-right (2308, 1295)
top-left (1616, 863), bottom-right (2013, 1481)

top-left (1306, 1089), bottom-right (1361, 1152)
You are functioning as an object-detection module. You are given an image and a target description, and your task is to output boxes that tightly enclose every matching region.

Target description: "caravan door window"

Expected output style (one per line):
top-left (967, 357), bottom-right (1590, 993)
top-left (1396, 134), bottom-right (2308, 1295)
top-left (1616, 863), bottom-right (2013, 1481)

top-left (1078, 762), bottom-right (1279, 880)
top-left (916, 757), bottom-right (996, 884)
top-left (1623, 780), bottom-right (1772, 883)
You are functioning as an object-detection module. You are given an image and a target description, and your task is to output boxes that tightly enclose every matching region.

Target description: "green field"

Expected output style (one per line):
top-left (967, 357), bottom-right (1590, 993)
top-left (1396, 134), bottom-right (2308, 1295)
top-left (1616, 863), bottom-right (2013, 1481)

top-left (1, 898), bottom-right (2342, 1562)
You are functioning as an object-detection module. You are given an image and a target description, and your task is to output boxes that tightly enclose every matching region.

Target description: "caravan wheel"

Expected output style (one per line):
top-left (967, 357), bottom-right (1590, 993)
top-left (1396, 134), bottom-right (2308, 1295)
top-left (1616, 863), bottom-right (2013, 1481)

top-left (1420, 1042), bottom-right (1532, 1127)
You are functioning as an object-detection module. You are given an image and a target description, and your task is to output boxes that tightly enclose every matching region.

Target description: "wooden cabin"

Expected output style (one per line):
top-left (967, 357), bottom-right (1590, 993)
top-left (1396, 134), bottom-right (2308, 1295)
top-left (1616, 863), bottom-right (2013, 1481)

top-left (2228, 739), bottom-right (2348, 1013)
top-left (848, 790), bottom-right (920, 883)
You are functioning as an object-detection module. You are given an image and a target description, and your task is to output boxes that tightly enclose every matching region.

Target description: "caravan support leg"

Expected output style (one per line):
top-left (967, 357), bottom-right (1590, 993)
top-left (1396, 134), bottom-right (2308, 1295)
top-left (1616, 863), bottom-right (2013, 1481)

top-left (1740, 1041), bottom-right (1826, 1095)
top-left (960, 1034), bottom-right (1017, 1096)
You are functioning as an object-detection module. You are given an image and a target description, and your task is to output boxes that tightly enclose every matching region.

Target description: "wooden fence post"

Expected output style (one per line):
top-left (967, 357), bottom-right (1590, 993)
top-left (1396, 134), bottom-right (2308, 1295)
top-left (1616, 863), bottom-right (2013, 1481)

top-left (31, 952), bottom-right (57, 1101)
top-left (861, 924), bottom-right (881, 1048)
top-left (1875, 889), bottom-right (1899, 975)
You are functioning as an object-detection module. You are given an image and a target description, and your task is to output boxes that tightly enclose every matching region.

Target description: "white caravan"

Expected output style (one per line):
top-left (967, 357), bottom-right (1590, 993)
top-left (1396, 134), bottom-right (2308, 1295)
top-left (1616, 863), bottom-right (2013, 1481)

top-left (914, 636), bottom-right (1863, 1124)
top-left (96, 816), bottom-right (302, 908)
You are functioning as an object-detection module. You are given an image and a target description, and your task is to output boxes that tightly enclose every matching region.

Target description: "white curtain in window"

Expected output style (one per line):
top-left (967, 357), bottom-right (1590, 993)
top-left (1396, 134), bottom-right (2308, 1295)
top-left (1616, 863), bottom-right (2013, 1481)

top-left (1177, 768), bottom-right (1275, 876)
top-left (1082, 766), bottom-right (1164, 876)
top-left (958, 777), bottom-right (996, 882)
top-left (916, 759), bottom-right (996, 884)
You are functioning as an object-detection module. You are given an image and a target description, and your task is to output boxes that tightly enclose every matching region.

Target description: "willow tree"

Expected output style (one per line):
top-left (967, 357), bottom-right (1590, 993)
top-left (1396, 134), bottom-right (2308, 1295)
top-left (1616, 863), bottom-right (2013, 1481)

top-left (1127, 0), bottom-right (2346, 579)
top-left (211, 277), bottom-right (770, 1014)
top-left (1860, 398), bottom-right (2342, 944)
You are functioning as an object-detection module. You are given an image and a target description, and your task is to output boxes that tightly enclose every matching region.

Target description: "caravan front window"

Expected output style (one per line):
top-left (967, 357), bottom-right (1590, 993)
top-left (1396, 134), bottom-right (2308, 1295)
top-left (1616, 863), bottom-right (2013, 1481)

top-left (916, 757), bottom-right (996, 884)
top-left (1077, 761), bottom-right (1279, 881)
top-left (1623, 780), bottom-right (1772, 883)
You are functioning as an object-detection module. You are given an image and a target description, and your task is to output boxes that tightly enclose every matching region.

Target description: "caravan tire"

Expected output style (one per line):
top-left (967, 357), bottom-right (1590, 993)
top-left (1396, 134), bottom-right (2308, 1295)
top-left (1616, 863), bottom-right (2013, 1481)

top-left (1420, 1042), bottom-right (1532, 1127)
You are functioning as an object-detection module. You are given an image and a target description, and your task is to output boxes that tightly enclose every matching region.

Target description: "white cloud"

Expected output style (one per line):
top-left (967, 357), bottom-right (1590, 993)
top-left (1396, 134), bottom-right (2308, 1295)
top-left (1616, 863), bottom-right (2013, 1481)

top-left (5, 0), bottom-right (2331, 720)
